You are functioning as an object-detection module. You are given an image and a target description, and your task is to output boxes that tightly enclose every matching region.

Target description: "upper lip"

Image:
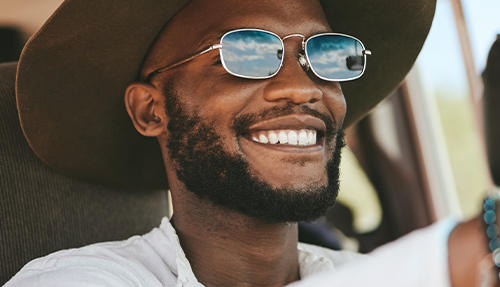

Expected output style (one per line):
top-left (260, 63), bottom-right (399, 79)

top-left (246, 114), bottom-right (326, 133)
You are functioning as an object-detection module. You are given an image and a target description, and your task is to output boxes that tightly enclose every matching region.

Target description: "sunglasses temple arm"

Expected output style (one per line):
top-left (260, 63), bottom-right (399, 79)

top-left (145, 44), bottom-right (222, 82)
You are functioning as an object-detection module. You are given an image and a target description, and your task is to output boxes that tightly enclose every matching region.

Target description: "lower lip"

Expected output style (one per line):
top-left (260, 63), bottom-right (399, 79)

top-left (240, 136), bottom-right (324, 153)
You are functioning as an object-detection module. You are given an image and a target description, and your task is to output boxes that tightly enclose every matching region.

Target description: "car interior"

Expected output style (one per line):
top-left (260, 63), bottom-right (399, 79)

top-left (1, 0), bottom-right (499, 284)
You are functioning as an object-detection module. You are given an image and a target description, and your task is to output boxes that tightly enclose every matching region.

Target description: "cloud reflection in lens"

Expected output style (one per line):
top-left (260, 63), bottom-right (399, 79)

top-left (221, 30), bottom-right (283, 78)
top-left (307, 35), bottom-right (365, 80)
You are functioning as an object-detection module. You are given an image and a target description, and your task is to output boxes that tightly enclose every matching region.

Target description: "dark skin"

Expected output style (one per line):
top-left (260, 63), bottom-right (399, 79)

top-left (126, 0), bottom-right (343, 286)
top-left (124, 0), bottom-right (492, 286)
top-left (448, 217), bottom-right (490, 287)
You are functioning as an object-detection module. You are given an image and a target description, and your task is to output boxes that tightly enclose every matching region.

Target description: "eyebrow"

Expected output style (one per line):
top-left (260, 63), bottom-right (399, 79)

top-left (309, 29), bottom-right (333, 36)
top-left (196, 29), bottom-right (233, 49)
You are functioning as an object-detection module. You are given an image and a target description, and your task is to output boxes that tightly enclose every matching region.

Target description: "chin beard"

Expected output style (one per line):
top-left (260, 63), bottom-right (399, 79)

top-left (164, 83), bottom-right (345, 223)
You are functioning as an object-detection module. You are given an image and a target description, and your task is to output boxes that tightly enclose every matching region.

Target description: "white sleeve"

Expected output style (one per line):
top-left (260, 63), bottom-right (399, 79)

top-left (287, 218), bottom-right (459, 287)
top-left (3, 247), bottom-right (168, 287)
top-left (4, 265), bottom-right (138, 287)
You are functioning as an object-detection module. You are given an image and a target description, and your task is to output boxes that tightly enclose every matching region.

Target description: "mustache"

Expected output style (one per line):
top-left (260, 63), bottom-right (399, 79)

top-left (231, 103), bottom-right (342, 138)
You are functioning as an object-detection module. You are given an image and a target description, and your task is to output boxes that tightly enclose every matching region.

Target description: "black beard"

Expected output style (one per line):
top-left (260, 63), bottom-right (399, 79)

top-left (164, 83), bottom-right (345, 223)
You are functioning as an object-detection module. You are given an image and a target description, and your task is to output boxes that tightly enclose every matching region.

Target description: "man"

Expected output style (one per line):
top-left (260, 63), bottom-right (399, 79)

top-left (6, 0), bottom-right (491, 286)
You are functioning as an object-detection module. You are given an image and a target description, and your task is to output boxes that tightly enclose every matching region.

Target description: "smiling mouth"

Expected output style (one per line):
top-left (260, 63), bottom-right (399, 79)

top-left (249, 129), bottom-right (317, 146)
top-left (242, 114), bottom-right (326, 148)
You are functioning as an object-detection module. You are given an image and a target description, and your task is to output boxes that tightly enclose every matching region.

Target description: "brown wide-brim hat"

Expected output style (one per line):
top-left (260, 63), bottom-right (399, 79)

top-left (16, 0), bottom-right (436, 189)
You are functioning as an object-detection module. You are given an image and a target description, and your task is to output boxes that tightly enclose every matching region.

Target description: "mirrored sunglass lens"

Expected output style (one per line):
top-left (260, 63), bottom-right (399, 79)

top-left (221, 30), bottom-right (283, 78)
top-left (306, 35), bottom-right (365, 80)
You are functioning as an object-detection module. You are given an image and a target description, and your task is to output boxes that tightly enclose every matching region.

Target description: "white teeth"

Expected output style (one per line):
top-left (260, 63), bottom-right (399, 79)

top-left (298, 131), bottom-right (308, 145)
top-left (259, 134), bottom-right (268, 144)
top-left (278, 131), bottom-right (288, 144)
top-left (288, 131), bottom-right (298, 145)
top-left (251, 129), bottom-right (318, 146)
top-left (268, 132), bottom-right (278, 144)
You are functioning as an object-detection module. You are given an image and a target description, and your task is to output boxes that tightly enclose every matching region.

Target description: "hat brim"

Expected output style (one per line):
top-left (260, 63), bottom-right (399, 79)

top-left (16, 0), bottom-right (436, 189)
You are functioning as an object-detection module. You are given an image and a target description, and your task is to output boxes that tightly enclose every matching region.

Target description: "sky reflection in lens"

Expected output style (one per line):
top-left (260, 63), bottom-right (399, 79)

top-left (221, 30), bottom-right (282, 78)
top-left (307, 35), bottom-right (364, 80)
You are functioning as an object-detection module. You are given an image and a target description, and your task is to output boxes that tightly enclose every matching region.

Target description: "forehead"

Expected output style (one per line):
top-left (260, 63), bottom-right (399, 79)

top-left (142, 0), bottom-right (330, 77)
top-left (181, 0), bottom-right (329, 36)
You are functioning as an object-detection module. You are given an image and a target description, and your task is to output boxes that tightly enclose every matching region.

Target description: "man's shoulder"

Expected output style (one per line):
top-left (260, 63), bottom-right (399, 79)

top-left (6, 222), bottom-right (178, 286)
top-left (20, 233), bottom-right (149, 267)
top-left (298, 242), bottom-right (367, 268)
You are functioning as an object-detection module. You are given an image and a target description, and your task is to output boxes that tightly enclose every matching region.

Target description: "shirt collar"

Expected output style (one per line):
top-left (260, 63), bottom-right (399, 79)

top-left (157, 217), bottom-right (335, 286)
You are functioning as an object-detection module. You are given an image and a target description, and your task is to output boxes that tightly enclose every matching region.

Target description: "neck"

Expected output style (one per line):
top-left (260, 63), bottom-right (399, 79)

top-left (170, 189), bottom-right (300, 287)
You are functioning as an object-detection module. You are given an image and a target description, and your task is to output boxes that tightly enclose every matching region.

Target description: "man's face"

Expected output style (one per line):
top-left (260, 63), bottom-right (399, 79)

top-left (144, 0), bottom-right (347, 223)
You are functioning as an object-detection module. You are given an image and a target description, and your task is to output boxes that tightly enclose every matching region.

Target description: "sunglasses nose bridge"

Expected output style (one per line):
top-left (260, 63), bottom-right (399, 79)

top-left (282, 33), bottom-right (306, 52)
top-left (282, 33), bottom-right (305, 42)
top-left (279, 34), bottom-right (307, 73)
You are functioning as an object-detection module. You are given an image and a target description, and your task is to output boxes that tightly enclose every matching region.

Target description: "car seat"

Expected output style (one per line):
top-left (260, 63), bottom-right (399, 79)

top-left (0, 62), bottom-right (169, 284)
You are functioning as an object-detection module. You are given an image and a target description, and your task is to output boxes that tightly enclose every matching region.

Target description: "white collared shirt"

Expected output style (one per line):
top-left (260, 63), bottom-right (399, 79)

top-left (5, 217), bottom-right (365, 287)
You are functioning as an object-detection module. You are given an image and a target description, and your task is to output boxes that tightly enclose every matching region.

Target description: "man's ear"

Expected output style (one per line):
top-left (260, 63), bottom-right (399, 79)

top-left (124, 82), bottom-right (165, 137)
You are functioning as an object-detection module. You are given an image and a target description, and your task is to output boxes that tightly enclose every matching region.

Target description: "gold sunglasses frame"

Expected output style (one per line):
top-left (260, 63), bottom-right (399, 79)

top-left (145, 28), bottom-right (371, 82)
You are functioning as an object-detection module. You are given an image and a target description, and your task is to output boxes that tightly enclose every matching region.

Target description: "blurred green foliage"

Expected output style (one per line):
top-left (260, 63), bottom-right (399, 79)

top-left (338, 147), bottom-right (382, 233)
top-left (436, 91), bottom-right (488, 218)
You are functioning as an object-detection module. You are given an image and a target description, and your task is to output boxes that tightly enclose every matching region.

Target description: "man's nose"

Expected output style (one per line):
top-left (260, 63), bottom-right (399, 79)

top-left (263, 44), bottom-right (323, 104)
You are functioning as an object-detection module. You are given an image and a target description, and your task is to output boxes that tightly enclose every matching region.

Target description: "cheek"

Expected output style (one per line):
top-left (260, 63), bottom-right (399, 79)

top-left (323, 84), bottom-right (346, 124)
top-left (169, 77), bottom-right (263, 145)
top-left (179, 78), bottom-right (262, 125)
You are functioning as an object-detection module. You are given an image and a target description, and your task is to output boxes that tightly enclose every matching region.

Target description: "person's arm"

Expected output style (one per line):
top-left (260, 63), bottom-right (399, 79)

top-left (287, 218), bottom-right (462, 287)
top-left (287, 216), bottom-right (498, 287)
top-left (448, 216), bottom-right (494, 287)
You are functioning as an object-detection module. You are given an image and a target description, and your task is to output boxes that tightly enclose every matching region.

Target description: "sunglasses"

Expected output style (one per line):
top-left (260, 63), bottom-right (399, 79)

top-left (146, 28), bottom-right (371, 82)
